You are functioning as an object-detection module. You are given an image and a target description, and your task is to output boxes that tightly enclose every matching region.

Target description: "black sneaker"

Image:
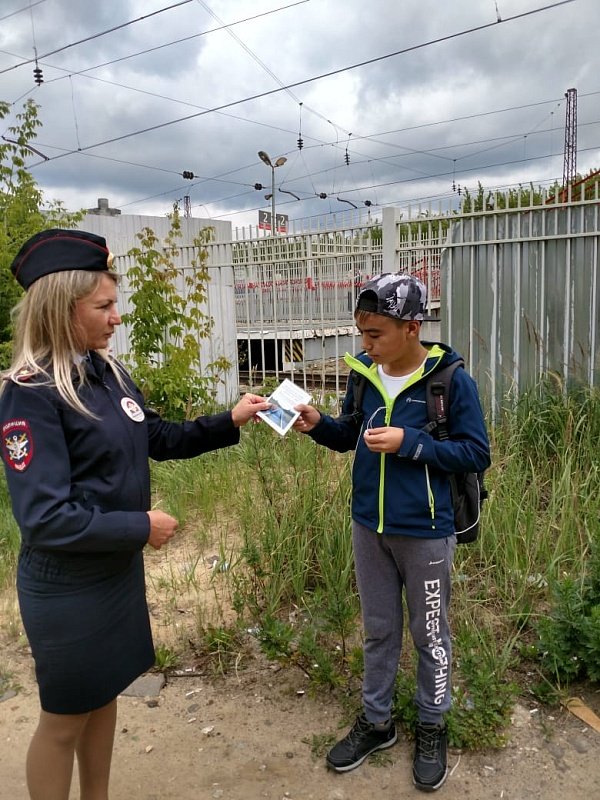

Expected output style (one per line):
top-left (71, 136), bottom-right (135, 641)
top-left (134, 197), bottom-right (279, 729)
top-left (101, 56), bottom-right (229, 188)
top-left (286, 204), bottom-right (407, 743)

top-left (412, 722), bottom-right (448, 792)
top-left (326, 713), bottom-right (397, 772)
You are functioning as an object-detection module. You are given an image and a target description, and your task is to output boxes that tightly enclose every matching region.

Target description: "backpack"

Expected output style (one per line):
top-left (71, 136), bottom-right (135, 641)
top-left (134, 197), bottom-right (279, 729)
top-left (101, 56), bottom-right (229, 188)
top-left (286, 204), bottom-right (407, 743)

top-left (348, 359), bottom-right (488, 544)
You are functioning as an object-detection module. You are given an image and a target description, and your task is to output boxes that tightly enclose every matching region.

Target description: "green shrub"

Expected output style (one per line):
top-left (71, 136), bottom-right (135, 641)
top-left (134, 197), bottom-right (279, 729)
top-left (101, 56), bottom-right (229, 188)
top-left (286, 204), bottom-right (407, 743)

top-left (537, 538), bottom-right (600, 685)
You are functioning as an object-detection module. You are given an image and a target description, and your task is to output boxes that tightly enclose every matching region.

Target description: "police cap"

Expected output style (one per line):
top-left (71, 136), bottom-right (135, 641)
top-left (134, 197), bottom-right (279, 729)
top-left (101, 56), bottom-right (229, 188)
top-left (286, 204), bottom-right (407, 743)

top-left (11, 228), bottom-right (110, 290)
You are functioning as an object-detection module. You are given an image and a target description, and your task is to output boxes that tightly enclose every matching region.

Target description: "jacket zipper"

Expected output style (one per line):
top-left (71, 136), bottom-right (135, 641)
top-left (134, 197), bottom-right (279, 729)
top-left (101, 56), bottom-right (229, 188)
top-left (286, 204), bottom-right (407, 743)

top-left (345, 349), bottom-right (446, 534)
top-left (424, 464), bottom-right (436, 527)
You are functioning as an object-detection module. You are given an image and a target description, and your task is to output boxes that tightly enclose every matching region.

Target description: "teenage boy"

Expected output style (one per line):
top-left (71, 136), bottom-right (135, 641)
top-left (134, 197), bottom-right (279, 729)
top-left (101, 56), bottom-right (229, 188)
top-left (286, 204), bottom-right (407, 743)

top-left (293, 273), bottom-right (490, 792)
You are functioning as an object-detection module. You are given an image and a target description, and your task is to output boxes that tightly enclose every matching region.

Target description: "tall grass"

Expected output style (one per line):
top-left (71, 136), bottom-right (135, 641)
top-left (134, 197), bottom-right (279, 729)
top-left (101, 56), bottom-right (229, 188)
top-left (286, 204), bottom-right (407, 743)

top-left (232, 424), bottom-right (356, 616)
top-left (0, 479), bottom-right (19, 588)
top-left (461, 382), bottom-right (600, 617)
top-left (1, 381), bottom-right (600, 745)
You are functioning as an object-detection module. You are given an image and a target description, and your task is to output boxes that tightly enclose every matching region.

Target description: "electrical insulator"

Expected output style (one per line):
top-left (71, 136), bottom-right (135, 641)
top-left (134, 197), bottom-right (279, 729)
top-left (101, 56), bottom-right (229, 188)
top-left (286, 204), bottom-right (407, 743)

top-left (317, 192), bottom-right (327, 199)
top-left (345, 151), bottom-right (350, 166)
top-left (33, 65), bottom-right (43, 85)
top-left (254, 183), bottom-right (264, 190)
top-left (182, 170), bottom-right (195, 180)
top-left (364, 200), bottom-right (372, 207)
top-left (297, 136), bottom-right (303, 150)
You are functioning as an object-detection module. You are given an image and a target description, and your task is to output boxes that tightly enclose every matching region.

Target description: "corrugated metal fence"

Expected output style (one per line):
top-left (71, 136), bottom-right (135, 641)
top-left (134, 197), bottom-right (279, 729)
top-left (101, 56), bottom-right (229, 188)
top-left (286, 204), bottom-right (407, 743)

top-left (440, 192), bottom-right (600, 416)
top-left (112, 189), bottom-right (600, 412)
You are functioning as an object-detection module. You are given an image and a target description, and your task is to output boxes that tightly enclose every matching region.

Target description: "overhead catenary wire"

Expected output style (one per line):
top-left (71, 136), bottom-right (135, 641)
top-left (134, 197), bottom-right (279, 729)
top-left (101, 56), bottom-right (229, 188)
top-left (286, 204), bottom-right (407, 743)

top-left (28, 0), bottom-right (43, 87)
top-left (125, 115), bottom-right (600, 186)
top-left (6, 8), bottom-right (593, 194)
top-left (192, 0), bottom-right (352, 136)
top-left (23, 110), bottom-right (599, 213)
top-left (9, 68), bottom-right (593, 190)
top-left (6, 0), bottom-right (350, 159)
top-left (114, 138), bottom-right (600, 221)
top-left (23, 0), bottom-right (577, 168)
top-left (214, 166), bottom-right (587, 227)
top-left (68, 75), bottom-right (81, 151)
top-left (121, 151), bottom-right (590, 226)
top-left (5, 0), bottom-right (592, 224)
top-left (246, 140), bottom-right (600, 213)
top-left (12, 72), bottom-right (596, 205)
top-left (0, 0), bottom-right (197, 74)
top-left (291, 142), bottom-right (600, 202)
top-left (0, 0), bottom-right (46, 23)
top-left (21, 1), bottom-right (310, 92)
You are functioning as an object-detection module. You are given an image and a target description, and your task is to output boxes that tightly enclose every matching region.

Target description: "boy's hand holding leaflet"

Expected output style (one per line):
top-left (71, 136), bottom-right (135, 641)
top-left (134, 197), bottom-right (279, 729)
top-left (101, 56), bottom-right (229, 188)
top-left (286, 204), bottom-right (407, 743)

top-left (256, 378), bottom-right (312, 436)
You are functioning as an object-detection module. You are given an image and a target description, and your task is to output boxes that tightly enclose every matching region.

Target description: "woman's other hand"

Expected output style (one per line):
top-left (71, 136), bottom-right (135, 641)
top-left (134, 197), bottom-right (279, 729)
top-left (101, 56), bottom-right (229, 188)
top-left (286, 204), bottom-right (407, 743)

top-left (146, 509), bottom-right (178, 550)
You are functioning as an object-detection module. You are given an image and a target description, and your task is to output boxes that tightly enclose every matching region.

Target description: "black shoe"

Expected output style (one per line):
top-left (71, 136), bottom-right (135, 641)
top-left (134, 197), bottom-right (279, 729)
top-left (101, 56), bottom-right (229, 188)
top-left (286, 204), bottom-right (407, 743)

top-left (412, 722), bottom-right (448, 792)
top-left (326, 713), bottom-right (397, 772)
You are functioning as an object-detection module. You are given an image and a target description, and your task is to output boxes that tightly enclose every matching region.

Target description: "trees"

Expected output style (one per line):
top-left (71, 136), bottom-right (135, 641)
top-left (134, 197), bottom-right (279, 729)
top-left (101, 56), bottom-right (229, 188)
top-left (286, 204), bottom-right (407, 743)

top-left (0, 99), bottom-right (82, 367)
top-left (459, 181), bottom-right (546, 212)
top-left (122, 211), bottom-right (231, 420)
top-left (459, 171), bottom-right (600, 213)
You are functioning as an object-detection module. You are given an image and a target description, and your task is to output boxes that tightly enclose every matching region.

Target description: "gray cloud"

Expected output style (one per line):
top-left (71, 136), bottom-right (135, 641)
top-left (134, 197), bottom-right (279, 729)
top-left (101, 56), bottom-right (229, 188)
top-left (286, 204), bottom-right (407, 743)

top-left (1, 0), bottom-right (598, 229)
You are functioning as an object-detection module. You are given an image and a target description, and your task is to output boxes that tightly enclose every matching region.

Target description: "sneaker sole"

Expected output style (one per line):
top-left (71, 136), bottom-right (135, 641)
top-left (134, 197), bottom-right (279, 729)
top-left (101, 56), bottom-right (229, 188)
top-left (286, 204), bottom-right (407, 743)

top-left (326, 731), bottom-right (398, 773)
top-left (412, 765), bottom-right (449, 792)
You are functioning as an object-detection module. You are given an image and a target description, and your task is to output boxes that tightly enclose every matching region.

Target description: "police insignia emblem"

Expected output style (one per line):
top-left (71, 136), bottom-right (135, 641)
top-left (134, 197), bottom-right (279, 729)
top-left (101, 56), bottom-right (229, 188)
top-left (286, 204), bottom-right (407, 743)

top-left (2, 419), bottom-right (34, 472)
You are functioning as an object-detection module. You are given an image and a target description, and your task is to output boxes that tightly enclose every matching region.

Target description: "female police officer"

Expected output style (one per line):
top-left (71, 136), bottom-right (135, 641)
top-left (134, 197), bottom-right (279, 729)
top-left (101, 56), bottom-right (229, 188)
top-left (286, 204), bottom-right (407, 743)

top-left (0, 228), bottom-right (269, 800)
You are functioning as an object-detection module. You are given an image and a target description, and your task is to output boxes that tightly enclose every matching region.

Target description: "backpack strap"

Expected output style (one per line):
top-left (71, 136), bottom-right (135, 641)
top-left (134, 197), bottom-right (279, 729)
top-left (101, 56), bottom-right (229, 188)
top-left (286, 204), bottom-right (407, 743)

top-left (351, 370), bottom-right (367, 416)
top-left (424, 358), bottom-right (465, 522)
top-left (339, 370), bottom-right (368, 424)
top-left (424, 358), bottom-right (464, 440)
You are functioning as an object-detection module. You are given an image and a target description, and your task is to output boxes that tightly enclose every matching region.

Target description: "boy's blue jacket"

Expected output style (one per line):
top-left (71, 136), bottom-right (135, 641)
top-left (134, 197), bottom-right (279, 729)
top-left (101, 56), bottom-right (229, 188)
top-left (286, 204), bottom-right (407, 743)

top-left (308, 343), bottom-right (491, 537)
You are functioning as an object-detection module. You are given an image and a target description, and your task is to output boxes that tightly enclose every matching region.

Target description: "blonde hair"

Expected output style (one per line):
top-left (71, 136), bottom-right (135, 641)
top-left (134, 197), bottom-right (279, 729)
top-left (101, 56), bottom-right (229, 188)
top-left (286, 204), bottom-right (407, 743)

top-left (1, 269), bottom-right (126, 417)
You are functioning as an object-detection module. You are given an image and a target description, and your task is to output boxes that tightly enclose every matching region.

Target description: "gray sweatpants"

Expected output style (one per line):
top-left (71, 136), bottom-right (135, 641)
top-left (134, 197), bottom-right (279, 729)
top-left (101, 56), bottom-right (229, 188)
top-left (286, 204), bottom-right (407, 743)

top-left (352, 520), bottom-right (456, 726)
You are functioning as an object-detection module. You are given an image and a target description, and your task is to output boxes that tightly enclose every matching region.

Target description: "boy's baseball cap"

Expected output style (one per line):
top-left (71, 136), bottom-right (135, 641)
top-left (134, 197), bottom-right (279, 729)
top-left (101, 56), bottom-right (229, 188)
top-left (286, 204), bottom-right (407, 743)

top-left (356, 272), bottom-right (427, 321)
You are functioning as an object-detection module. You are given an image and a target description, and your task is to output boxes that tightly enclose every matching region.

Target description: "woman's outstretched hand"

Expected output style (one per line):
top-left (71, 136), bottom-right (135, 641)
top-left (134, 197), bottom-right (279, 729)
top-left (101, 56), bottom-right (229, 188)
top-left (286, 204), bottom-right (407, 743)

top-left (231, 393), bottom-right (271, 427)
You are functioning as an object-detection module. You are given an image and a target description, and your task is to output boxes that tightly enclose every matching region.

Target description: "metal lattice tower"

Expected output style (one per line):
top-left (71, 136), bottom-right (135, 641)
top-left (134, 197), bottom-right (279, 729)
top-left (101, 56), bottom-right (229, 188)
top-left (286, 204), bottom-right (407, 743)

top-left (562, 88), bottom-right (577, 188)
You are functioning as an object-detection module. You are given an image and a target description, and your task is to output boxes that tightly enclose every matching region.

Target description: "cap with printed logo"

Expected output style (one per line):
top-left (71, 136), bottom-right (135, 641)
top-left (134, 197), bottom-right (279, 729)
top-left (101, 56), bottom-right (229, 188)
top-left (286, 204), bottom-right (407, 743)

top-left (356, 272), bottom-right (427, 321)
top-left (10, 228), bottom-right (110, 290)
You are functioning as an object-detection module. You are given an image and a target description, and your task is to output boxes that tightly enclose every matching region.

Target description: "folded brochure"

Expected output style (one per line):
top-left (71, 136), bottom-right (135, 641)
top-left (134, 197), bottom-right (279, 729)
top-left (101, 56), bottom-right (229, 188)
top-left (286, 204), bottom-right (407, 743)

top-left (256, 378), bottom-right (312, 436)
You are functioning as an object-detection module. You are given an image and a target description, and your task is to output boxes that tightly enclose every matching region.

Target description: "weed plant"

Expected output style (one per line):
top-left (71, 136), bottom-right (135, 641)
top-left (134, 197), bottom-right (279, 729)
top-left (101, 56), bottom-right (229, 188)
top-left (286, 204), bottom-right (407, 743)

top-left (536, 528), bottom-right (600, 684)
top-left (154, 643), bottom-right (179, 671)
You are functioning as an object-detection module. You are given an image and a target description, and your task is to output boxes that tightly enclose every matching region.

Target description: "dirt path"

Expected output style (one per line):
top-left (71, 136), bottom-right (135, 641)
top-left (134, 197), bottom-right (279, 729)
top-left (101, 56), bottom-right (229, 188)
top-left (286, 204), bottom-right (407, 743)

top-left (2, 537), bottom-right (600, 799)
top-left (2, 642), bottom-right (600, 800)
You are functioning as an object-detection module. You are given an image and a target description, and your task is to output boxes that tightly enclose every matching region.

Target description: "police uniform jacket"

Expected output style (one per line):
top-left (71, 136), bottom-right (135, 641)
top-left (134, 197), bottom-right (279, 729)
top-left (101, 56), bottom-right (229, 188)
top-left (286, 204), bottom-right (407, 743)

top-left (0, 350), bottom-right (239, 556)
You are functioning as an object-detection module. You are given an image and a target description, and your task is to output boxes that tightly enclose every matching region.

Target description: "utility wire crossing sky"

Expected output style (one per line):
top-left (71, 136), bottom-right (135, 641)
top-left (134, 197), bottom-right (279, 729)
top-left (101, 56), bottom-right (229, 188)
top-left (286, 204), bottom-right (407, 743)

top-left (1, 0), bottom-right (598, 229)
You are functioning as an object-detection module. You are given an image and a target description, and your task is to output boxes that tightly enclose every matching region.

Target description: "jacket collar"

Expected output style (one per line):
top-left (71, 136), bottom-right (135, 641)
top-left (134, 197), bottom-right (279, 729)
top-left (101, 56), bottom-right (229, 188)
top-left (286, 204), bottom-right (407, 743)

top-left (344, 342), bottom-right (453, 381)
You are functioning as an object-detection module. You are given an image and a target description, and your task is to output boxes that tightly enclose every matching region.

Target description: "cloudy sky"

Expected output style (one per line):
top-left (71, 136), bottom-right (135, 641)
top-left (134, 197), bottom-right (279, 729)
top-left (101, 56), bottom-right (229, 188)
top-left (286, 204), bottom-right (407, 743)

top-left (1, 0), bottom-right (598, 232)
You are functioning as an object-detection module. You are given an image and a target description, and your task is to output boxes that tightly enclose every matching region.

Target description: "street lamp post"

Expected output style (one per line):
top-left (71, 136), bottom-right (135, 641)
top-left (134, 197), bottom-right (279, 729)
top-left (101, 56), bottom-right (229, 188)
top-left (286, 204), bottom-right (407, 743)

top-left (258, 150), bottom-right (286, 234)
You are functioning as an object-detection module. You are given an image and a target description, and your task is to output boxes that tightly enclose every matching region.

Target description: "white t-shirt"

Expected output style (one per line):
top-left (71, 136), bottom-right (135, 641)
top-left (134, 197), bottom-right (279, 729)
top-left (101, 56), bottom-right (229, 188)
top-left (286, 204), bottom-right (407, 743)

top-left (378, 359), bottom-right (426, 399)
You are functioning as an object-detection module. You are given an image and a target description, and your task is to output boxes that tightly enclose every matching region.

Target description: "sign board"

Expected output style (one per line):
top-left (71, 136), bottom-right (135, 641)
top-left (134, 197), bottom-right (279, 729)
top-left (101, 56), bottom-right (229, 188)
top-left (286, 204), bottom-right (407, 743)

top-left (258, 210), bottom-right (288, 234)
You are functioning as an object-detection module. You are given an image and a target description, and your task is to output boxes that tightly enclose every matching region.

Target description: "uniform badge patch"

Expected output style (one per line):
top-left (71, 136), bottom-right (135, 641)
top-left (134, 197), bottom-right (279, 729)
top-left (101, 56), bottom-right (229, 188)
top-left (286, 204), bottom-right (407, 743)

top-left (120, 396), bottom-right (145, 422)
top-left (2, 419), bottom-right (34, 472)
